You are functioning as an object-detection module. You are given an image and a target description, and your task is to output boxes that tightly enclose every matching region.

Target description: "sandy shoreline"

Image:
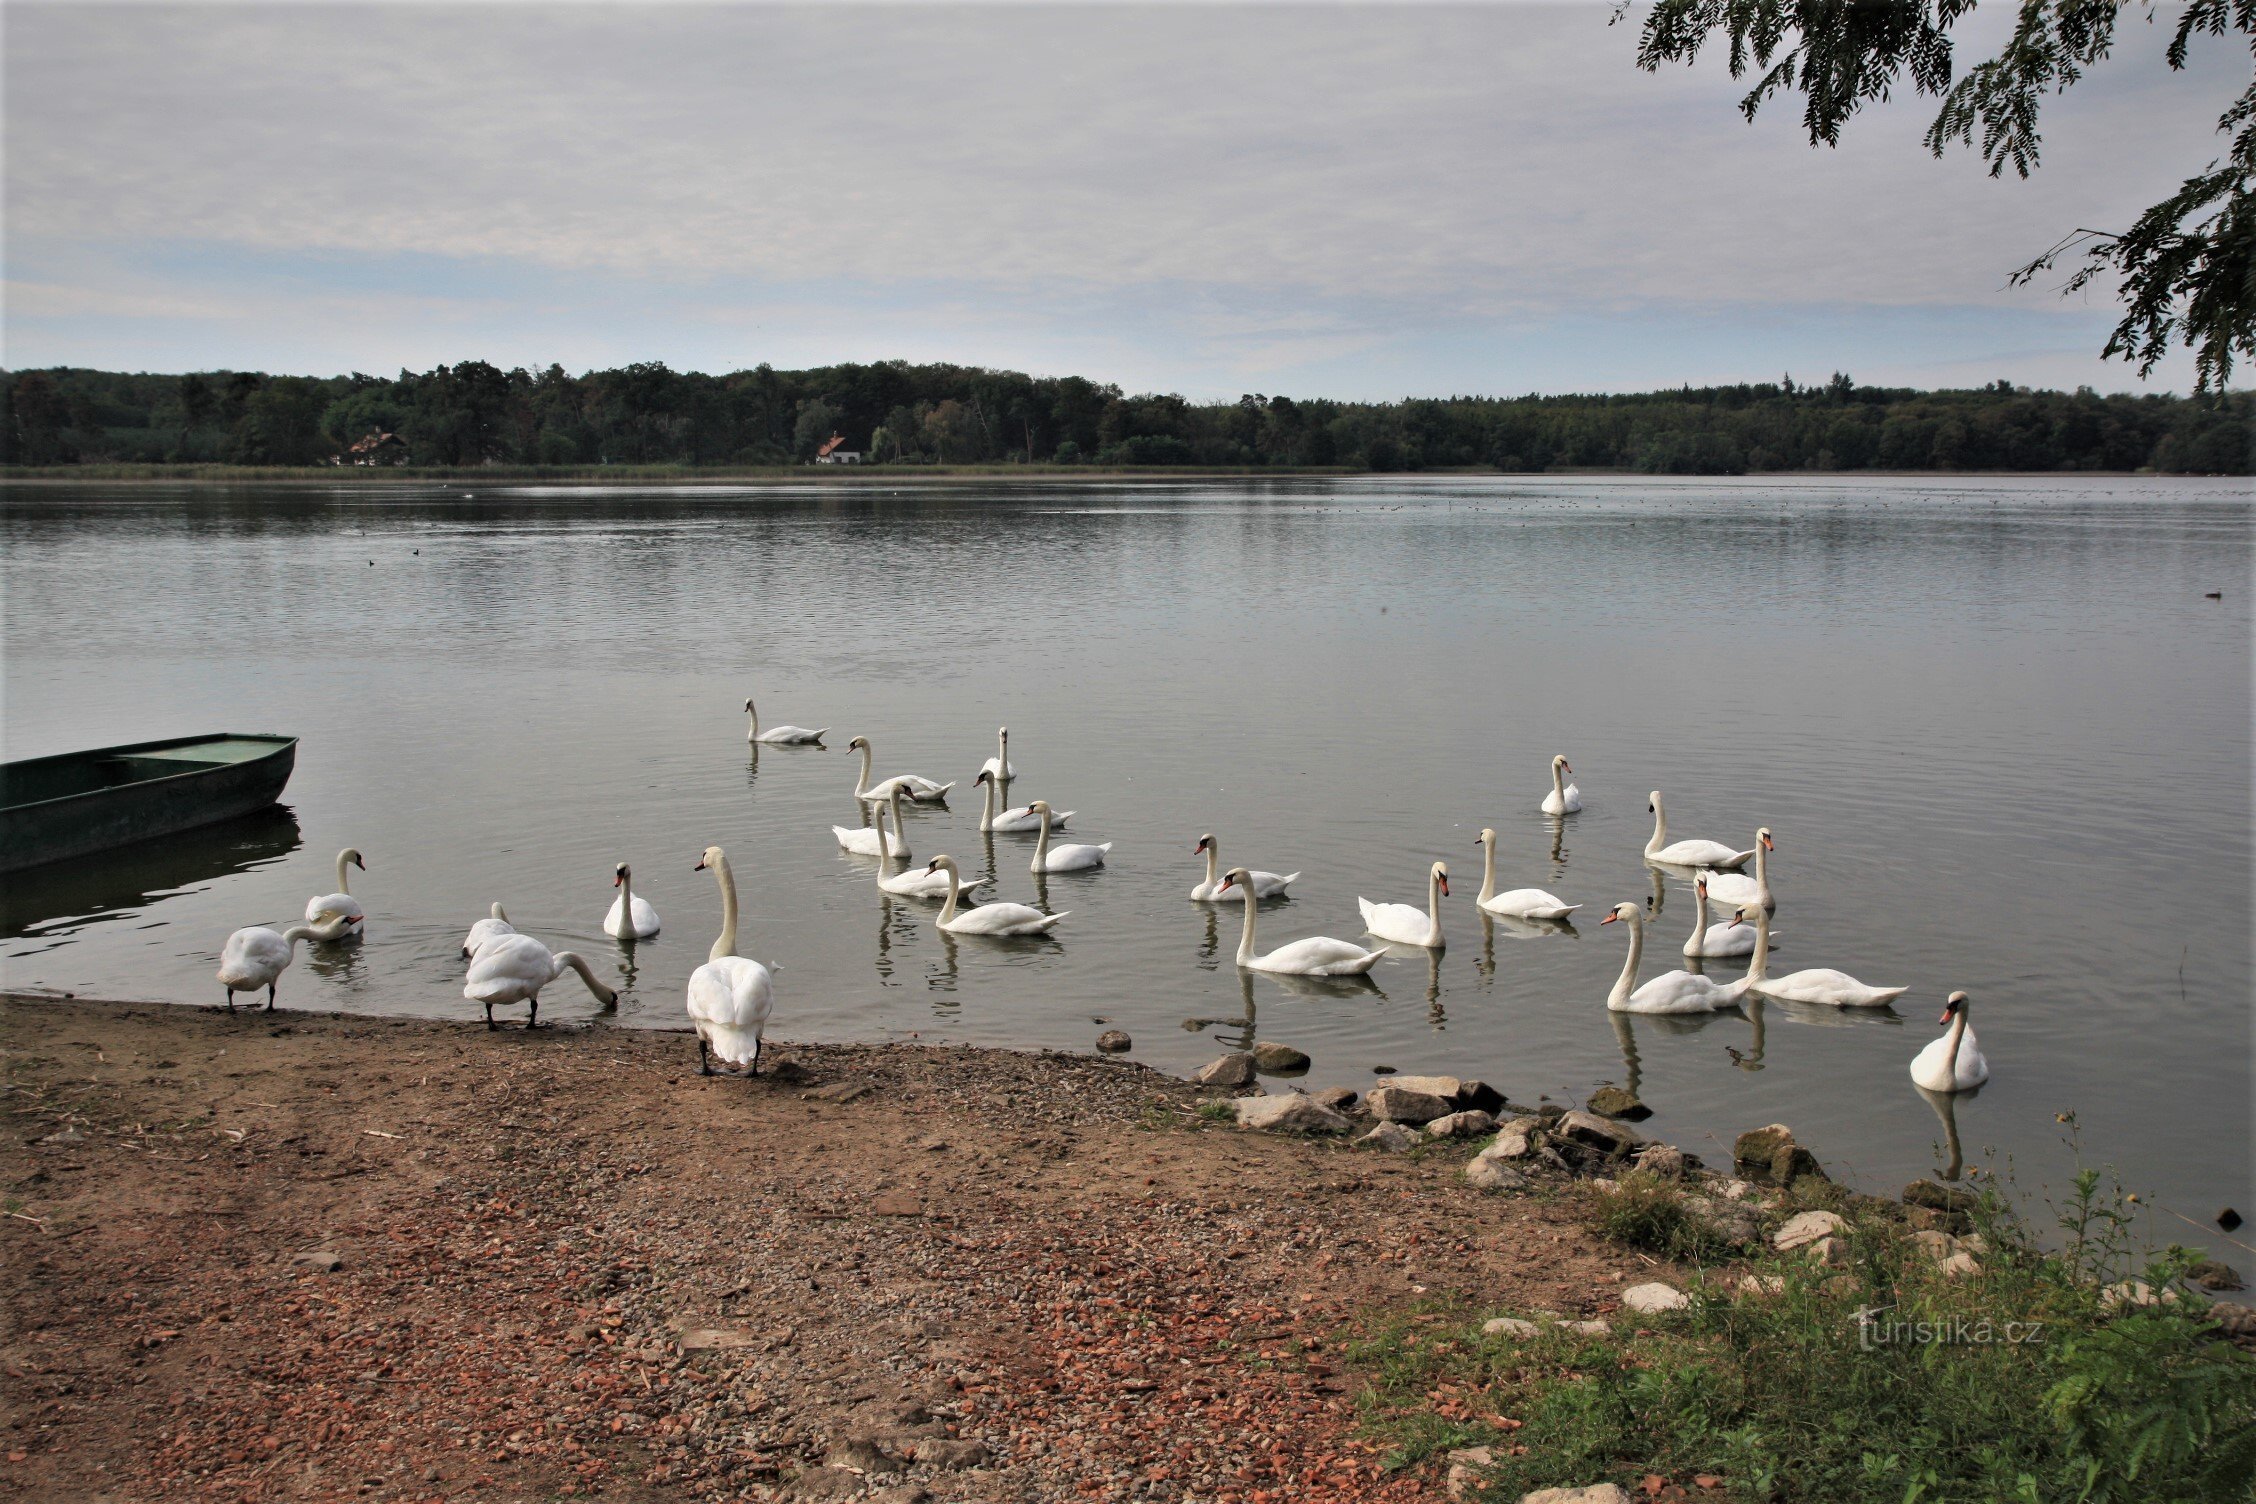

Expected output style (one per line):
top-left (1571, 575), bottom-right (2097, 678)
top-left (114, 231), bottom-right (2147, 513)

top-left (0, 995), bottom-right (1660, 1503)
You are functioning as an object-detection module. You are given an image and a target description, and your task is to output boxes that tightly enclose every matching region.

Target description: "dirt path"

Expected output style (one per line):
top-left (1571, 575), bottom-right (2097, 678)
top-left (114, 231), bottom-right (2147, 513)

top-left (2, 996), bottom-right (1644, 1503)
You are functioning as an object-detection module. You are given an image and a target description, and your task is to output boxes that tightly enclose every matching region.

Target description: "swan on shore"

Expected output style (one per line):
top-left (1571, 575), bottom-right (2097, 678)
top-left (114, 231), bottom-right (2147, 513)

top-left (604, 862), bottom-right (661, 939)
top-left (216, 923), bottom-right (323, 1011)
top-left (1600, 902), bottom-right (1743, 1013)
top-left (1474, 828), bottom-right (1577, 919)
top-left (687, 845), bottom-right (775, 1074)
top-left (306, 847), bottom-right (367, 927)
top-left (1222, 867), bottom-right (1384, 974)
top-left (1541, 755), bottom-right (1583, 815)
top-left (463, 932), bottom-right (618, 1029)
top-left (745, 696), bottom-right (826, 745)
top-left (1360, 861), bottom-right (1448, 948)
top-left (1910, 991), bottom-right (1990, 1091)
top-left (1643, 793), bottom-right (1754, 870)
top-left (1189, 834), bottom-right (1297, 901)
top-left (462, 903), bottom-right (514, 959)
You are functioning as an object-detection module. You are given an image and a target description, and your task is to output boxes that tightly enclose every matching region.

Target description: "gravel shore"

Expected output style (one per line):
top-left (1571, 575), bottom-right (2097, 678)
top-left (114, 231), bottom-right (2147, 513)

top-left (2, 995), bottom-right (1651, 1503)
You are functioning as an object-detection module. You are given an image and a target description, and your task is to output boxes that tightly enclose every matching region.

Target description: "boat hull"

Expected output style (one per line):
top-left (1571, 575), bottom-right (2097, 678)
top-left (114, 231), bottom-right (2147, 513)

top-left (0, 735), bottom-right (298, 875)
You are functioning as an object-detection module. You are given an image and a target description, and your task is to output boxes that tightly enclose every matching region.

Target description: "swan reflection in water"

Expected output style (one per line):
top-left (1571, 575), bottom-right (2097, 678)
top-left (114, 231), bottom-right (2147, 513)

top-left (1607, 1004), bottom-right (1743, 1102)
top-left (1915, 1081), bottom-right (1977, 1181)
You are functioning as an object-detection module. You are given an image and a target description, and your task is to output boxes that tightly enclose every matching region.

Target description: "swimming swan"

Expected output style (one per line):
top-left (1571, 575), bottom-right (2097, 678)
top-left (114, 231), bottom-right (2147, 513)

top-left (1360, 861), bottom-right (1449, 948)
top-left (306, 847), bottom-right (367, 926)
top-left (835, 784), bottom-right (911, 858)
top-left (604, 862), bottom-right (661, 939)
top-left (687, 845), bottom-right (776, 1074)
top-left (1643, 793), bottom-right (1754, 870)
top-left (1910, 990), bottom-right (1990, 1092)
top-left (848, 735), bottom-right (953, 803)
top-left (1029, 801), bottom-right (1108, 872)
top-left (1541, 755), bottom-right (1583, 815)
top-left (745, 696), bottom-right (826, 744)
top-left (874, 801), bottom-right (991, 898)
top-left (1600, 902), bottom-right (1743, 1013)
top-left (1732, 904), bottom-right (1905, 1007)
top-left (462, 902), bottom-right (514, 959)
top-left (926, 855), bottom-right (1067, 935)
top-left (216, 923), bottom-right (322, 1011)
top-left (974, 768), bottom-right (1071, 833)
top-left (1701, 828), bottom-right (1775, 912)
top-left (1684, 875), bottom-right (1773, 957)
top-left (1222, 868), bottom-right (1385, 974)
top-left (464, 932), bottom-right (618, 1029)
top-left (1189, 834), bottom-right (1297, 901)
top-left (1474, 828), bottom-right (1578, 919)
top-left (979, 725), bottom-right (1018, 781)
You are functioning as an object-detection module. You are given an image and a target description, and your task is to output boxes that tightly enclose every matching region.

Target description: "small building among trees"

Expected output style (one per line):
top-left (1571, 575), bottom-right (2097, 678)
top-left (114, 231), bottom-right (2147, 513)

top-left (336, 430), bottom-right (409, 466)
top-left (814, 433), bottom-right (862, 465)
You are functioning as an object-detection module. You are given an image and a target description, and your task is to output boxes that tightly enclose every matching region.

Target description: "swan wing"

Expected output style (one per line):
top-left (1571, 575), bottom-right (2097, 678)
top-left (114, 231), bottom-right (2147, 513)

top-left (1253, 936), bottom-right (1380, 974)
top-left (217, 927), bottom-right (289, 986)
top-left (306, 892), bottom-right (363, 923)
top-left (1361, 901), bottom-right (1430, 944)
top-left (465, 935), bottom-right (551, 1004)
top-left (1622, 970), bottom-right (1728, 1013)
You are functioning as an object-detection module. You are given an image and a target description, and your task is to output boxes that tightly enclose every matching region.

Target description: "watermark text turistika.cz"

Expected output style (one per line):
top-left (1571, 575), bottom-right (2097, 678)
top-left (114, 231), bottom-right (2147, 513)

top-left (1853, 1305), bottom-right (2046, 1351)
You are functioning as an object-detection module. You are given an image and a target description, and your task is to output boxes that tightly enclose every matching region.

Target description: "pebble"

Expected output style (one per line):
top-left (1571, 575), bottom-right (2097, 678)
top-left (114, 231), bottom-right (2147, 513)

top-left (1618, 1282), bottom-right (1688, 1314)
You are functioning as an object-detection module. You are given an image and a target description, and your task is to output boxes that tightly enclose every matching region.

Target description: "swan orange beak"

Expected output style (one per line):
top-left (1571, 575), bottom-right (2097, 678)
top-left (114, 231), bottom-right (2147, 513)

top-left (1438, 875), bottom-right (1451, 897)
top-left (1600, 911), bottom-right (1619, 925)
top-left (1938, 1004), bottom-right (1956, 1024)
top-left (1762, 833), bottom-right (1775, 851)
top-left (693, 859), bottom-right (707, 871)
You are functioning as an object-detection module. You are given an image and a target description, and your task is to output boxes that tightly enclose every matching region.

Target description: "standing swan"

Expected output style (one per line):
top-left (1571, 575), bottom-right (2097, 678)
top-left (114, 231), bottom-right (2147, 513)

top-left (1221, 868), bottom-right (1384, 974)
top-left (979, 725), bottom-right (1017, 780)
top-left (604, 862), bottom-right (661, 938)
top-left (306, 848), bottom-right (367, 926)
top-left (1360, 862), bottom-right (1449, 948)
top-left (216, 924), bottom-right (322, 1011)
top-left (1731, 905), bottom-right (1905, 1007)
top-left (926, 855), bottom-right (1067, 935)
top-left (1600, 902), bottom-right (1743, 1013)
top-left (974, 769), bottom-right (1072, 833)
top-left (836, 784), bottom-right (911, 857)
top-left (746, 696), bottom-right (826, 745)
top-left (462, 903), bottom-right (514, 959)
top-left (1189, 834), bottom-right (1297, 901)
top-left (687, 845), bottom-right (776, 1074)
top-left (1541, 755), bottom-right (1583, 815)
top-left (1684, 876), bottom-right (1773, 957)
top-left (464, 933), bottom-right (618, 1029)
top-left (1910, 991), bottom-right (1989, 1091)
top-left (847, 735), bottom-right (953, 803)
top-left (1029, 801), bottom-right (1108, 872)
top-left (1643, 793), bottom-right (1755, 870)
top-left (1702, 828), bottom-right (1775, 912)
top-left (1474, 828), bottom-right (1577, 919)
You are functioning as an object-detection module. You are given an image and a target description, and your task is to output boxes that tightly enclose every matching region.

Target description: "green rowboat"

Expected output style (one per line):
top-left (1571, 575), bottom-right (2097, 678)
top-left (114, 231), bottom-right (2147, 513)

top-left (0, 734), bottom-right (298, 874)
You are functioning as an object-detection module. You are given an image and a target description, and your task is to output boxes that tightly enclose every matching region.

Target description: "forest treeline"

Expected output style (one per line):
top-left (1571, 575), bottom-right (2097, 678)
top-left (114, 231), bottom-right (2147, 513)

top-left (1, 360), bottom-right (2247, 474)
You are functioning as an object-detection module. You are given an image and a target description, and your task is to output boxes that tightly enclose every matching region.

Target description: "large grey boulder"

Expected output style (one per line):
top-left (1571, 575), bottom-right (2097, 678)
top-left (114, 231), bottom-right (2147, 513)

top-left (1251, 1040), bottom-right (1312, 1074)
top-left (1367, 1085), bottom-right (1453, 1125)
top-left (1773, 1209), bottom-right (1847, 1253)
top-left (1361, 1121), bottom-right (1421, 1153)
top-left (1464, 1155), bottom-right (1527, 1192)
top-left (1426, 1109), bottom-right (1497, 1139)
top-left (1193, 1052), bottom-right (1257, 1088)
top-left (1234, 1093), bottom-right (1351, 1135)
top-left (1555, 1109), bottom-right (1646, 1157)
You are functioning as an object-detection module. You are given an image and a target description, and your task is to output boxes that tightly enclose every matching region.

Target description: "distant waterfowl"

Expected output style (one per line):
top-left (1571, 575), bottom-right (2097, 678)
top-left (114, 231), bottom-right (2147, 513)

top-left (1189, 834), bottom-right (1297, 901)
top-left (306, 847), bottom-right (367, 927)
top-left (874, 800), bottom-right (990, 898)
top-left (687, 845), bottom-right (775, 1074)
top-left (926, 855), bottom-right (1067, 935)
top-left (1732, 904), bottom-right (1905, 1007)
top-left (462, 902), bottom-right (514, 959)
top-left (979, 725), bottom-right (1018, 780)
top-left (974, 768), bottom-right (1071, 833)
top-left (745, 696), bottom-right (826, 745)
top-left (463, 932), bottom-right (617, 1029)
top-left (848, 735), bottom-right (952, 803)
top-left (216, 923), bottom-right (322, 1011)
top-left (1360, 861), bottom-right (1449, 948)
top-left (1029, 801), bottom-right (1108, 872)
top-left (836, 784), bottom-right (911, 858)
top-left (1600, 902), bottom-right (1743, 1013)
top-left (1643, 792), bottom-right (1755, 870)
top-left (1683, 876), bottom-right (1770, 957)
top-left (1701, 827), bottom-right (1775, 912)
top-left (1474, 828), bottom-right (1577, 919)
top-left (604, 862), bottom-right (661, 939)
top-left (1221, 868), bottom-right (1385, 975)
top-left (1910, 991), bottom-right (1990, 1091)
top-left (1541, 755), bottom-right (1583, 815)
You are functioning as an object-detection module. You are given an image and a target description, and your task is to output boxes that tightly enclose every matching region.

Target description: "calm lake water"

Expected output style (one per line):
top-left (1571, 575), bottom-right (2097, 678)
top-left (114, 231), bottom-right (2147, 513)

top-left (3, 475), bottom-right (2249, 1244)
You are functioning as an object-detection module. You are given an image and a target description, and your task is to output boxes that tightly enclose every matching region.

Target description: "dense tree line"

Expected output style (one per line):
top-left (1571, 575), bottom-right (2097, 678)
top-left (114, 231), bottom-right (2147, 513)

top-left (0, 360), bottom-right (2246, 473)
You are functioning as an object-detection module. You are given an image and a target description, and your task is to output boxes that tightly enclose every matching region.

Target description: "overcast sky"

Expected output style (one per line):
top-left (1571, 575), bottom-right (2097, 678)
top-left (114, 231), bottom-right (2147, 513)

top-left (4, 3), bottom-right (2243, 397)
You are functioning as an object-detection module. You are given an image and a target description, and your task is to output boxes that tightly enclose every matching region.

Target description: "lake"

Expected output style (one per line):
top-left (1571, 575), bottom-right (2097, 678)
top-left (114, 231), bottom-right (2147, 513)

top-left (3, 474), bottom-right (2248, 1245)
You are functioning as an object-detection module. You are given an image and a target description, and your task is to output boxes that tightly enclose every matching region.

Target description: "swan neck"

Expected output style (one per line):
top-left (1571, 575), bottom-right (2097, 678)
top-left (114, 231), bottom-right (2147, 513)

top-left (1610, 913), bottom-right (1642, 1005)
top-left (711, 856), bottom-right (739, 961)
top-left (1478, 837), bottom-right (1496, 904)
top-left (555, 951), bottom-right (612, 1001)
top-left (873, 801), bottom-right (892, 867)
top-left (1646, 799), bottom-right (1666, 856)
top-left (1945, 1007), bottom-right (1969, 1077)
top-left (1686, 892), bottom-right (1708, 945)
top-left (1203, 843), bottom-right (1220, 891)
top-left (335, 850), bottom-right (353, 896)
top-left (978, 773), bottom-right (995, 831)
top-left (747, 700), bottom-right (759, 738)
top-left (938, 866), bottom-right (960, 924)
top-left (1746, 906), bottom-right (1770, 981)
top-left (855, 740), bottom-right (873, 797)
top-left (281, 924), bottom-right (317, 948)
top-left (1034, 807), bottom-right (1051, 864)
top-left (1236, 885), bottom-right (1257, 964)
top-left (1552, 762), bottom-right (1565, 797)
top-left (619, 868), bottom-right (634, 911)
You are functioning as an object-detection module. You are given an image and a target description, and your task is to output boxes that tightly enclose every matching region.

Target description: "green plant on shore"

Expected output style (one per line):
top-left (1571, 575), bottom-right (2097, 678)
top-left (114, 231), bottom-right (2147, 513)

top-left (1346, 1169), bottom-right (2256, 1503)
top-left (1587, 1172), bottom-right (1737, 1263)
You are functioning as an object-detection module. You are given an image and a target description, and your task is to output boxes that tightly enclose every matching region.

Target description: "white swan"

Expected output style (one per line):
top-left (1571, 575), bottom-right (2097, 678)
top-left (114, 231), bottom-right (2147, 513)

top-left (1360, 861), bottom-right (1449, 948)
top-left (974, 769), bottom-right (1072, 833)
top-left (305, 847), bottom-right (367, 926)
top-left (1474, 828), bottom-right (1578, 919)
top-left (926, 855), bottom-right (1067, 935)
top-left (1221, 867), bottom-right (1384, 974)
top-left (874, 800), bottom-right (991, 898)
top-left (1541, 754), bottom-right (1583, 815)
top-left (978, 725), bottom-right (1018, 781)
top-left (1029, 801), bottom-right (1109, 872)
top-left (1643, 793), bottom-right (1755, 870)
top-left (216, 923), bottom-right (321, 1011)
top-left (1600, 902), bottom-right (1743, 1013)
top-left (835, 784), bottom-right (911, 858)
top-left (1701, 828), bottom-right (1775, 912)
top-left (1732, 904), bottom-right (1906, 1007)
top-left (1910, 990), bottom-right (1990, 1092)
top-left (745, 695), bottom-right (826, 745)
top-left (464, 932), bottom-right (618, 1029)
top-left (848, 735), bottom-right (953, 803)
top-left (687, 845), bottom-right (776, 1074)
top-left (1189, 834), bottom-right (1297, 901)
top-left (604, 862), bottom-right (661, 939)
top-left (462, 902), bottom-right (514, 959)
top-left (1683, 876), bottom-right (1774, 957)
